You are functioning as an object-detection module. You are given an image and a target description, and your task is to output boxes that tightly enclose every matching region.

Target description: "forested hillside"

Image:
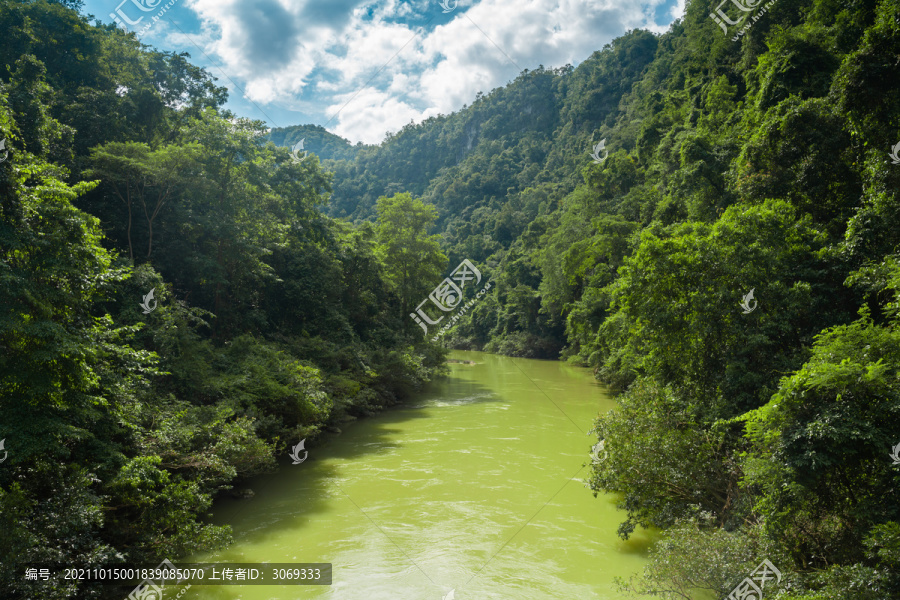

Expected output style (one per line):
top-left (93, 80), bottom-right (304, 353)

top-left (268, 124), bottom-right (363, 162)
top-left (273, 0), bottom-right (900, 596)
top-left (0, 1), bottom-right (451, 598)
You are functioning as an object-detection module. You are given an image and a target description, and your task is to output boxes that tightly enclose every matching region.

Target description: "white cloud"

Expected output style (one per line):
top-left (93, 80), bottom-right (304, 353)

top-left (181, 0), bottom-right (679, 144)
top-left (328, 87), bottom-right (422, 143)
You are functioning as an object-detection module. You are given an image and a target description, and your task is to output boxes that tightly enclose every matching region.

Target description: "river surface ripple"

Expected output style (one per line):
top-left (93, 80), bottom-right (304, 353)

top-left (189, 350), bottom-right (652, 599)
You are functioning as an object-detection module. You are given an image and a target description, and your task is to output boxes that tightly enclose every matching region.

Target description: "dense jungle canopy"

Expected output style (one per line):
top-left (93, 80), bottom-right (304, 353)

top-left (1, 0), bottom-right (900, 597)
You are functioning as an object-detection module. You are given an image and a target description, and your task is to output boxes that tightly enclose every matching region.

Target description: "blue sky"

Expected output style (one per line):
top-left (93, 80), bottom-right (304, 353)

top-left (81, 0), bottom-right (682, 144)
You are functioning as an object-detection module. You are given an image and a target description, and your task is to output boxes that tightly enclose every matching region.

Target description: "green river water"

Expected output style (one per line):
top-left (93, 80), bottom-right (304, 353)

top-left (186, 350), bottom-right (652, 599)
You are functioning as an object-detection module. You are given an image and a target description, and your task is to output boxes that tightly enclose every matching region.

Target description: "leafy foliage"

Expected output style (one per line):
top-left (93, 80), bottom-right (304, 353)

top-left (0, 5), bottom-right (447, 597)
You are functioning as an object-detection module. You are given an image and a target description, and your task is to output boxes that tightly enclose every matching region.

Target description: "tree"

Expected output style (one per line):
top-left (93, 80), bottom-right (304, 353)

top-left (138, 143), bottom-right (202, 259)
top-left (374, 192), bottom-right (447, 313)
top-left (85, 141), bottom-right (202, 261)
top-left (601, 200), bottom-right (851, 418)
top-left (84, 141), bottom-right (146, 261)
top-left (0, 89), bottom-right (163, 597)
top-left (743, 307), bottom-right (900, 569)
top-left (588, 379), bottom-right (742, 537)
top-left (615, 519), bottom-right (787, 600)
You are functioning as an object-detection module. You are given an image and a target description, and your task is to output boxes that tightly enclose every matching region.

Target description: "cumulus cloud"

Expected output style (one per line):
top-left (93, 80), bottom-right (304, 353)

top-left (179, 0), bottom-right (679, 144)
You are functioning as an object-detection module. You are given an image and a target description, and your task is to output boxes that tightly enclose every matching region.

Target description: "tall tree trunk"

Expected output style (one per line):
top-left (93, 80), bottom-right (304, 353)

top-left (212, 154), bottom-right (233, 339)
top-left (126, 189), bottom-right (133, 263)
top-left (146, 218), bottom-right (153, 259)
top-left (112, 181), bottom-right (134, 263)
top-left (213, 240), bottom-right (223, 339)
top-left (145, 188), bottom-right (173, 259)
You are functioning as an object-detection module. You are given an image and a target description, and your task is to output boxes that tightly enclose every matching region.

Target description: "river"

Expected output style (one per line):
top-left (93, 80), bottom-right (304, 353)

top-left (186, 350), bottom-right (652, 599)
